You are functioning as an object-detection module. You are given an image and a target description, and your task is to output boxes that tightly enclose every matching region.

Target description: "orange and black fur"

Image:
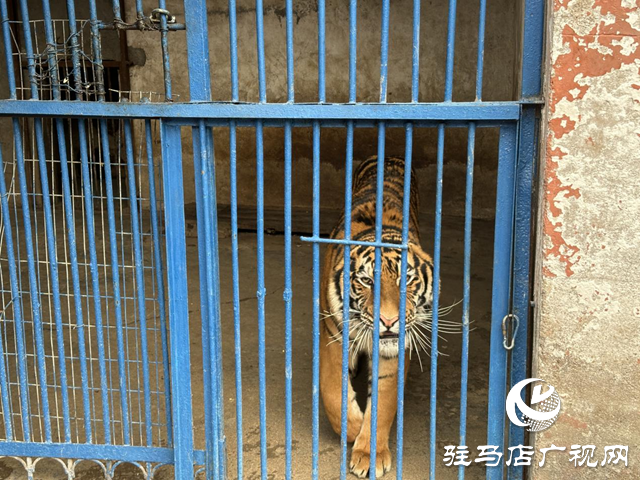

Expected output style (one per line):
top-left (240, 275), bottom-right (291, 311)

top-left (320, 156), bottom-right (435, 477)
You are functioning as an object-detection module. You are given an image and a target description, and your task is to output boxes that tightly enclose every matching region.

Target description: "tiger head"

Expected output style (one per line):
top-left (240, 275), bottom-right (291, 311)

top-left (327, 239), bottom-right (437, 360)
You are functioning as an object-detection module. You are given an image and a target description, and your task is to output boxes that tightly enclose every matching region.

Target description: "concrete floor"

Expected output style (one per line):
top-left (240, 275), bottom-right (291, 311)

top-left (0, 210), bottom-right (496, 479)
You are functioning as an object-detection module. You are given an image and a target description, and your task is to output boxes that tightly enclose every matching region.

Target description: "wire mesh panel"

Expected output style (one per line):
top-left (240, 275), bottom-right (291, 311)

top-left (0, 0), bottom-right (544, 479)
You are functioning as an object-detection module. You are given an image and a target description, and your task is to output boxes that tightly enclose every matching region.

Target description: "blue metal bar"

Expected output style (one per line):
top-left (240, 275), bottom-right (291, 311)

top-left (0, 148), bottom-right (29, 441)
top-left (99, 118), bottom-right (131, 445)
top-left (379, 0), bottom-right (390, 102)
top-left (475, 0), bottom-right (488, 100)
top-left (284, 121), bottom-right (294, 480)
top-left (318, 0), bottom-right (326, 102)
top-left (160, 121), bottom-right (194, 476)
top-left (123, 119), bottom-right (152, 447)
top-left (16, 0), bottom-right (37, 98)
top-left (228, 0), bottom-right (239, 102)
top-left (396, 122), bottom-right (414, 479)
top-left (135, 0), bottom-right (144, 19)
top-left (184, 0), bottom-right (212, 102)
top-left (411, 0), bottom-right (421, 103)
top-left (348, 0), bottom-right (357, 103)
top-left (11, 119), bottom-right (52, 442)
top-left (369, 125), bottom-right (386, 480)
top-left (443, 0), bottom-right (458, 101)
top-left (158, 0), bottom-right (173, 100)
top-left (87, 0), bottom-right (106, 100)
top-left (486, 124), bottom-right (518, 480)
top-left (229, 120), bottom-right (244, 479)
top-left (0, 441), bottom-right (180, 463)
top-left (507, 109), bottom-right (537, 480)
top-left (197, 121), bottom-right (222, 480)
top-left (255, 0), bottom-right (267, 102)
top-left (300, 237), bottom-right (406, 250)
top-left (77, 118), bottom-right (111, 443)
top-left (0, 0), bottom-right (16, 98)
top-left (256, 120), bottom-right (268, 480)
top-left (111, 0), bottom-right (122, 21)
top-left (0, 292), bottom-right (12, 439)
top-left (145, 119), bottom-right (172, 446)
top-left (520, 0), bottom-right (545, 99)
top-left (19, 0), bottom-right (73, 442)
top-left (339, 120), bottom-right (354, 480)
top-left (285, 0), bottom-right (294, 102)
top-left (0, 101), bottom-right (523, 121)
top-left (458, 123), bottom-right (475, 480)
top-left (65, 0), bottom-right (85, 99)
top-left (430, 123), bottom-right (445, 478)
top-left (311, 121), bottom-right (321, 480)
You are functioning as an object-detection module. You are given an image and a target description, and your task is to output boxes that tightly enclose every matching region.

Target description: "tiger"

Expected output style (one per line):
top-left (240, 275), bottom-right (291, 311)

top-left (320, 156), bottom-right (435, 477)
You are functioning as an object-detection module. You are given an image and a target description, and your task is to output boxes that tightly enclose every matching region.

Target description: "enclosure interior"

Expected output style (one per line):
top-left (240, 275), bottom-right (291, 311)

top-left (0, 0), bottom-right (523, 479)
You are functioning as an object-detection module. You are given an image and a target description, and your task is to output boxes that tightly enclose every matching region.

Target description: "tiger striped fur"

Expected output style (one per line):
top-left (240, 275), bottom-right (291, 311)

top-left (320, 156), bottom-right (435, 477)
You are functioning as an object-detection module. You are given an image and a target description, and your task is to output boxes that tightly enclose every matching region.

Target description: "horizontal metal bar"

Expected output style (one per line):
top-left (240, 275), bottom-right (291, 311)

top-left (0, 100), bottom-right (521, 121)
top-left (300, 236), bottom-right (406, 249)
top-left (98, 22), bottom-right (186, 30)
top-left (0, 442), bottom-right (206, 465)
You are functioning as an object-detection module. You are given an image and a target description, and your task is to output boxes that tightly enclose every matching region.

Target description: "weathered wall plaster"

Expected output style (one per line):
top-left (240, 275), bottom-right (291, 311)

top-left (532, 0), bottom-right (640, 477)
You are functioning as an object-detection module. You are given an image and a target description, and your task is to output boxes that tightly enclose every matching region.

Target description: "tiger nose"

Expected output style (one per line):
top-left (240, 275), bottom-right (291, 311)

top-left (380, 314), bottom-right (399, 328)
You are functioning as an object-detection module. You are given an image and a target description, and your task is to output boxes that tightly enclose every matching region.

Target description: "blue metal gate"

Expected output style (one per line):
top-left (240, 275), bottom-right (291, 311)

top-left (0, 0), bottom-right (545, 479)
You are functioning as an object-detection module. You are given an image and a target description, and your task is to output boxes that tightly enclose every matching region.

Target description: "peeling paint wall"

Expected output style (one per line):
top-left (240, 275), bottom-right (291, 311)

top-left (532, 0), bottom-right (640, 477)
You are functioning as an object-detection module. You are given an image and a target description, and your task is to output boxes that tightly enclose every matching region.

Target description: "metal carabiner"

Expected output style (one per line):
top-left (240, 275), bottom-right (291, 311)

top-left (502, 313), bottom-right (519, 350)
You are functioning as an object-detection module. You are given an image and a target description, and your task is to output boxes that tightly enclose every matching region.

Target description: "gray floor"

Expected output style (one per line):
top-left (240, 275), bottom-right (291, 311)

top-left (0, 210), bottom-right (495, 479)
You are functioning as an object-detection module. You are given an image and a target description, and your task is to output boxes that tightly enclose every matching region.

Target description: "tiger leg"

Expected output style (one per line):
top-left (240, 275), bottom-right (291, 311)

top-left (320, 321), bottom-right (364, 442)
top-left (350, 354), bottom-right (410, 478)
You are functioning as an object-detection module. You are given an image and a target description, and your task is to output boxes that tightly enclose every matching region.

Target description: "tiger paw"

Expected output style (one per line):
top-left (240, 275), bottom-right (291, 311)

top-left (350, 447), bottom-right (392, 478)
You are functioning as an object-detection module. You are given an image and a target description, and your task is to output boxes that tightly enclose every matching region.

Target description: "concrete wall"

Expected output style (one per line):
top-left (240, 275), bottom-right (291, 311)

top-left (532, 0), bottom-right (640, 477)
top-left (125, 0), bottom-right (520, 218)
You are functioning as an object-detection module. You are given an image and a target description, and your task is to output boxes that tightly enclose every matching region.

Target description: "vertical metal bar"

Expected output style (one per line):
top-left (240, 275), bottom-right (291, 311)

top-left (111, 0), bottom-right (122, 22)
top-left (256, 120), bottom-right (268, 480)
top-left (443, 0), bottom-right (458, 101)
top-left (99, 119), bottom-right (130, 445)
top-left (77, 118), bottom-right (111, 443)
top-left (160, 122), bottom-right (194, 476)
top-left (144, 120), bottom-right (172, 446)
top-left (228, 0), bottom-right (239, 102)
top-left (508, 2), bottom-right (544, 474)
top-left (318, 0), bottom-right (325, 103)
top-left (0, 296), bottom-right (12, 440)
top-left (229, 120), bottom-right (243, 479)
top-left (379, 0), bottom-right (390, 102)
top-left (0, 148), bottom-right (29, 441)
top-left (0, 0), bottom-right (16, 99)
top-left (255, 0), bottom-right (267, 102)
top-left (197, 121), bottom-right (221, 480)
top-left (458, 123), bottom-right (475, 480)
top-left (158, 0), bottom-right (173, 100)
top-left (410, 0), bottom-right (421, 103)
top-left (87, 0), bottom-right (106, 100)
top-left (65, 0), bottom-right (84, 100)
top-left (475, 0), bottom-right (488, 101)
top-left (311, 121), bottom-right (321, 480)
top-left (486, 124), bottom-right (518, 480)
top-left (123, 120), bottom-right (153, 446)
top-left (395, 122), bottom-right (414, 480)
top-left (369, 126), bottom-right (386, 480)
top-left (339, 121), bottom-right (354, 480)
top-left (284, 123), bottom-right (294, 480)
top-left (348, 0), bottom-right (357, 103)
top-left (135, 0), bottom-right (144, 20)
top-left (284, 2), bottom-right (295, 478)
top-left (228, 1), bottom-right (243, 477)
top-left (430, 123), bottom-right (445, 479)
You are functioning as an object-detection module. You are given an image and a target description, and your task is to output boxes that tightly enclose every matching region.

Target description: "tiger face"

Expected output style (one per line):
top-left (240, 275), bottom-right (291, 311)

top-left (327, 240), bottom-right (435, 360)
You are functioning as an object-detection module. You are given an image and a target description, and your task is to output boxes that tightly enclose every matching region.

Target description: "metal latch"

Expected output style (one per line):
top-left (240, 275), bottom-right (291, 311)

top-left (151, 8), bottom-right (177, 24)
top-left (502, 313), bottom-right (519, 350)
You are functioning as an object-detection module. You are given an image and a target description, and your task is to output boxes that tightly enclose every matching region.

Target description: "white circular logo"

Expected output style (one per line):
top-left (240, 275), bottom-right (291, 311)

top-left (506, 378), bottom-right (561, 432)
